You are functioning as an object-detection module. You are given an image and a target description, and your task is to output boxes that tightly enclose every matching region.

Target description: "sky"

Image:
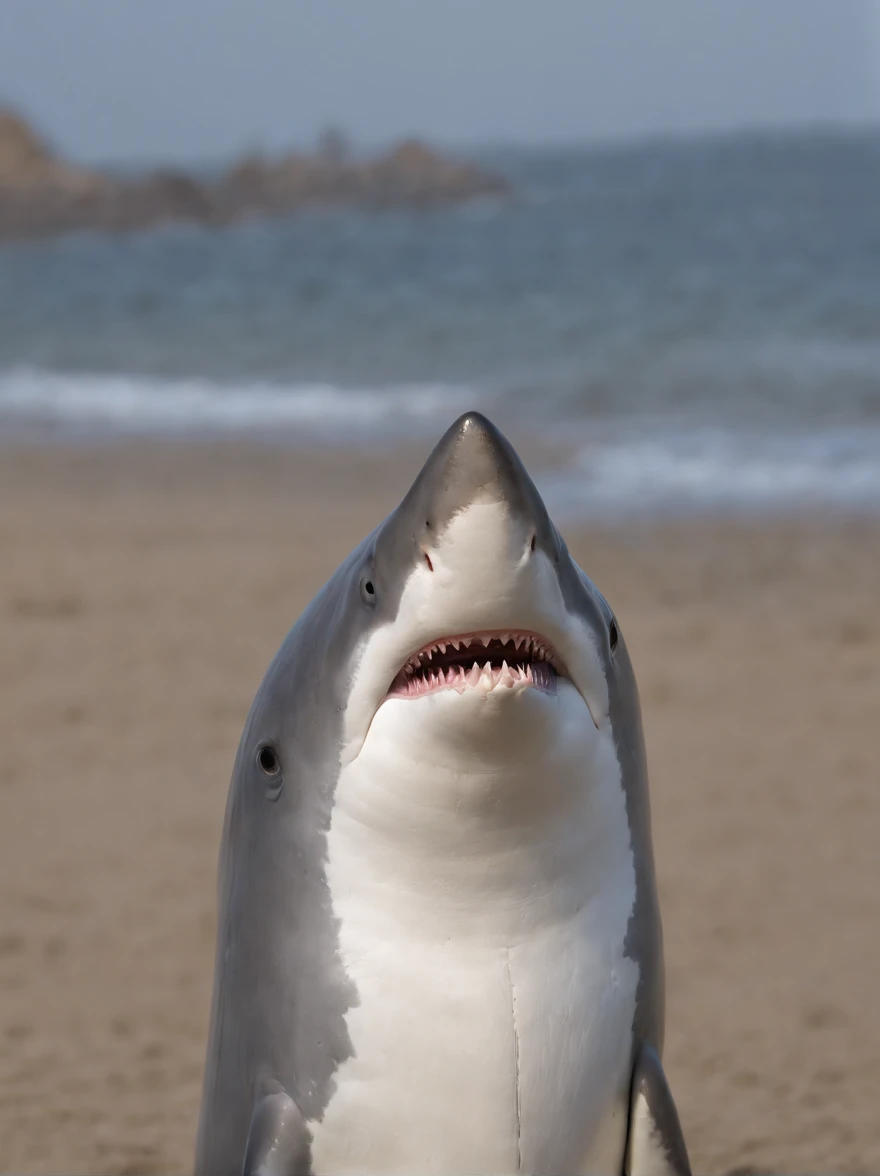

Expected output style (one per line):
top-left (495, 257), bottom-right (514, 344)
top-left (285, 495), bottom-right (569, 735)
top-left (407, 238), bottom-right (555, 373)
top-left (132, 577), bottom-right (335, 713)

top-left (1, 0), bottom-right (879, 164)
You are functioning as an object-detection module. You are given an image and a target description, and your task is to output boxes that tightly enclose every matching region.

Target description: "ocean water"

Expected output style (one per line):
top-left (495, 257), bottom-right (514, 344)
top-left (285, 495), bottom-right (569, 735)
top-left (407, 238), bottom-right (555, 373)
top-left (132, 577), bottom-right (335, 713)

top-left (1, 131), bottom-right (879, 516)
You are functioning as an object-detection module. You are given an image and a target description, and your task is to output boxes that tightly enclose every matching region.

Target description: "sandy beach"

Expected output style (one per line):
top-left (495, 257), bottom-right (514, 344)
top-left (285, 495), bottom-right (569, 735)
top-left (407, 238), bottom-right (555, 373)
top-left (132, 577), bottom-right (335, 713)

top-left (0, 440), bottom-right (878, 1174)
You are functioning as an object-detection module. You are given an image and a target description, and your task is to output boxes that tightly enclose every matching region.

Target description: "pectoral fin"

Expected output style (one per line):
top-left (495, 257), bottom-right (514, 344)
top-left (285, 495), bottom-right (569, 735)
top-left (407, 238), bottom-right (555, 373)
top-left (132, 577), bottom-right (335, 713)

top-left (624, 1043), bottom-right (692, 1176)
top-left (242, 1087), bottom-right (311, 1176)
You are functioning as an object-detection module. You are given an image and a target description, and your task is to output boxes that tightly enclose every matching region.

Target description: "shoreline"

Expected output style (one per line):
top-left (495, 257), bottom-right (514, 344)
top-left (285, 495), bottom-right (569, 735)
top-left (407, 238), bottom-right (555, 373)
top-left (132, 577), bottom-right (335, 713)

top-left (2, 432), bottom-right (879, 528)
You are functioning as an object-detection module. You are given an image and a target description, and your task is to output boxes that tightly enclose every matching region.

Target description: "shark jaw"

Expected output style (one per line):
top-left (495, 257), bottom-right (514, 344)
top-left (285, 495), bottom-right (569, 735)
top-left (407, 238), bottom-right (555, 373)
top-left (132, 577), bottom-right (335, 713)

top-left (387, 630), bottom-right (563, 700)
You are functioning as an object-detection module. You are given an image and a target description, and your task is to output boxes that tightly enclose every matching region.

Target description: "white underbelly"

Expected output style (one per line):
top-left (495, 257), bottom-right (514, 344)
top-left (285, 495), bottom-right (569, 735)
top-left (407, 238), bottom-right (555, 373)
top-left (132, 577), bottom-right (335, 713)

top-left (309, 908), bottom-right (638, 1175)
top-left (315, 683), bottom-right (640, 1173)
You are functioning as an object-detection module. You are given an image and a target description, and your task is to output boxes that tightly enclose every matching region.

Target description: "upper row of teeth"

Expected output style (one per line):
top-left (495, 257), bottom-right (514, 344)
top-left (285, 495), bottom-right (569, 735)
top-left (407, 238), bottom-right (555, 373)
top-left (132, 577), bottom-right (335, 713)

top-left (405, 633), bottom-right (553, 673)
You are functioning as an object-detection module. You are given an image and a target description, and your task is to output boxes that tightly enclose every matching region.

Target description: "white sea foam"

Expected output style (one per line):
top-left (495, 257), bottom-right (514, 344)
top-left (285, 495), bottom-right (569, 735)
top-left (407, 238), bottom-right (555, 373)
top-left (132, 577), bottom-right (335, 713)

top-left (2, 368), bottom-right (880, 516)
top-left (0, 368), bottom-right (474, 439)
top-left (537, 426), bottom-right (880, 517)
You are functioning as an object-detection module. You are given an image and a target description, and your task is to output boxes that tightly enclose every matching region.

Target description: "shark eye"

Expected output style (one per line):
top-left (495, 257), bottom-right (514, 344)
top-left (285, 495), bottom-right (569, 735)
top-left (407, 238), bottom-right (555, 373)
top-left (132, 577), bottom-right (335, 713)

top-left (609, 618), bottom-right (619, 654)
top-left (257, 744), bottom-right (280, 776)
top-left (257, 743), bottom-right (284, 801)
top-left (360, 575), bottom-right (377, 605)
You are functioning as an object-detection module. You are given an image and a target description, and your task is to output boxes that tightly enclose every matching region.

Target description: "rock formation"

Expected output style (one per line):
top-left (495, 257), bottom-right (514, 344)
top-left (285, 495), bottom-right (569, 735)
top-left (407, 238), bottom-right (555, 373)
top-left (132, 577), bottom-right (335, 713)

top-left (0, 110), bottom-right (510, 241)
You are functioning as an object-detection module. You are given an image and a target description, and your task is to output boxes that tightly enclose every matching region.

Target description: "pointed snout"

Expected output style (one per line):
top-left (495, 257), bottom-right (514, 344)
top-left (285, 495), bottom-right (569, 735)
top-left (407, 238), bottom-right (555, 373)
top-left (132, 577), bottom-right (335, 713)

top-left (401, 412), bottom-right (553, 544)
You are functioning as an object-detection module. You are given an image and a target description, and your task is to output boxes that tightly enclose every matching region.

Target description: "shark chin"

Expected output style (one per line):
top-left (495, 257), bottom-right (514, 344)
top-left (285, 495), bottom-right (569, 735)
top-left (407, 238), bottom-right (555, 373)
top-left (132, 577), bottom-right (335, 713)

top-left (357, 677), bottom-right (597, 828)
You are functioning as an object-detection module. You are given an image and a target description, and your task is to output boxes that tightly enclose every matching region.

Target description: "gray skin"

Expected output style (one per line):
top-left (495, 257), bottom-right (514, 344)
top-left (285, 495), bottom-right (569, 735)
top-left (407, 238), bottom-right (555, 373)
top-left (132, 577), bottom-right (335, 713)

top-left (194, 412), bottom-right (689, 1176)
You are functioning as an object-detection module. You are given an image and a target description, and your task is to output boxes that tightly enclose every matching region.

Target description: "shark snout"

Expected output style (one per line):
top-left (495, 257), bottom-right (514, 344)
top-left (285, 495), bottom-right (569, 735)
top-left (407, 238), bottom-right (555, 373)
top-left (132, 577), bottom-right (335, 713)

top-left (397, 412), bottom-right (555, 562)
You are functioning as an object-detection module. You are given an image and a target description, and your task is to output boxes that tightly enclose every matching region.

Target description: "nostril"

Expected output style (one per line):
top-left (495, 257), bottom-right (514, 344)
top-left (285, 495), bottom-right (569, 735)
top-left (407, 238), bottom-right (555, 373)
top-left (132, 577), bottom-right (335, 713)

top-left (530, 534), bottom-right (536, 552)
top-left (424, 551), bottom-right (434, 572)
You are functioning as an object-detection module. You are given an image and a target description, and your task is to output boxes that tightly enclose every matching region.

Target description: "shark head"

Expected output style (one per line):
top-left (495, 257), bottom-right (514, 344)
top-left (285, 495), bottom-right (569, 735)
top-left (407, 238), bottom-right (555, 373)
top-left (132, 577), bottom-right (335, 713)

top-left (237, 409), bottom-right (634, 835)
top-left (332, 412), bottom-right (626, 827)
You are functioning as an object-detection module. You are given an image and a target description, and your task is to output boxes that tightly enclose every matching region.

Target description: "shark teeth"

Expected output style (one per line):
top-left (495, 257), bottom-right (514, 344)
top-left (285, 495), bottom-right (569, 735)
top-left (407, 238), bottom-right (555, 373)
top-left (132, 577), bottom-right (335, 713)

top-left (387, 630), bottom-right (562, 700)
top-left (406, 631), bottom-right (559, 669)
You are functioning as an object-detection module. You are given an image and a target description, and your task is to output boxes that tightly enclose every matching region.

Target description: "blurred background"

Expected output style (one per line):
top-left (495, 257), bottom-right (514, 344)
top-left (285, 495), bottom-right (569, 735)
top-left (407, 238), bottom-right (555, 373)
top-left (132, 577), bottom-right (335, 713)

top-left (0, 2), bottom-right (878, 1172)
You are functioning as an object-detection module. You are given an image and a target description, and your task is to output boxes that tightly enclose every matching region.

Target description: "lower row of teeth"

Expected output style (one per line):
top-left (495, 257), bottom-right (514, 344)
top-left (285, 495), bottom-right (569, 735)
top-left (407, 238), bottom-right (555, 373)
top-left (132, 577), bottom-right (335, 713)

top-left (396, 660), bottom-right (554, 696)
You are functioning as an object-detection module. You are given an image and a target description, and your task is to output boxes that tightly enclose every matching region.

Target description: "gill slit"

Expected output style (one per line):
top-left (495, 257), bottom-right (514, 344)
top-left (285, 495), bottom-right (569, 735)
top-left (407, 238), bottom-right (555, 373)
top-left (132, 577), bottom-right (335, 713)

top-left (506, 948), bottom-right (522, 1172)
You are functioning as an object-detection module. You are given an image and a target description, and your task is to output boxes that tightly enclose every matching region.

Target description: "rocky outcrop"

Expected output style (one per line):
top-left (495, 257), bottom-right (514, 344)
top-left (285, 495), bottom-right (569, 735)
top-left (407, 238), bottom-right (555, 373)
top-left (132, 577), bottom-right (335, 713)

top-left (0, 110), bottom-right (510, 241)
top-left (0, 110), bottom-right (108, 196)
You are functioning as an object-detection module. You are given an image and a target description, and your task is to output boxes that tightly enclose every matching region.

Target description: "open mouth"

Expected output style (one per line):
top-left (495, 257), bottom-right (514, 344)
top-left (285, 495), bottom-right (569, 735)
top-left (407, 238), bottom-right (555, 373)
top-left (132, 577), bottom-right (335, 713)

top-left (387, 631), bottom-right (563, 699)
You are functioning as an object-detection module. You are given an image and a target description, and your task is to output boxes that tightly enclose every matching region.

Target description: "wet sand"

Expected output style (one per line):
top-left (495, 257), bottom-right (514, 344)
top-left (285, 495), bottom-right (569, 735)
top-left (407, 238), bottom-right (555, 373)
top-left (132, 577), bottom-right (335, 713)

top-left (0, 442), bottom-right (878, 1173)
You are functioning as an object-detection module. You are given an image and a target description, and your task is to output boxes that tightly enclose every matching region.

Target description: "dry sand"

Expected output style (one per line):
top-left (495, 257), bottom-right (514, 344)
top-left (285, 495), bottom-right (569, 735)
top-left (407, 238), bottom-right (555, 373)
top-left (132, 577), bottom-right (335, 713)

top-left (0, 442), bottom-right (878, 1174)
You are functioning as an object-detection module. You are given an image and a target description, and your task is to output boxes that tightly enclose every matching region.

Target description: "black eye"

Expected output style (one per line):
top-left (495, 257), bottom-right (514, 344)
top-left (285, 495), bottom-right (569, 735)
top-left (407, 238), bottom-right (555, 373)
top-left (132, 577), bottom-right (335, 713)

top-left (257, 744), bottom-right (280, 776)
top-left (256, 743), bottom-right (284, 801)
top-left (360, 575), bottom-right (376, 605)
top-left (609, 619), bottom-right (619, 654)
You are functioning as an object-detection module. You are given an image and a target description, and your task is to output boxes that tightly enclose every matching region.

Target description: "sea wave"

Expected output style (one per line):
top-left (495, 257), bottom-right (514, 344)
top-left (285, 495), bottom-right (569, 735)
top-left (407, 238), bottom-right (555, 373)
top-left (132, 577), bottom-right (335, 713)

top-left (0, 368), bottom-right (477, 439)
top-left (538, 426), bottom-right (880, 517)
top-left (3, 368), bottom-right (880, 516)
